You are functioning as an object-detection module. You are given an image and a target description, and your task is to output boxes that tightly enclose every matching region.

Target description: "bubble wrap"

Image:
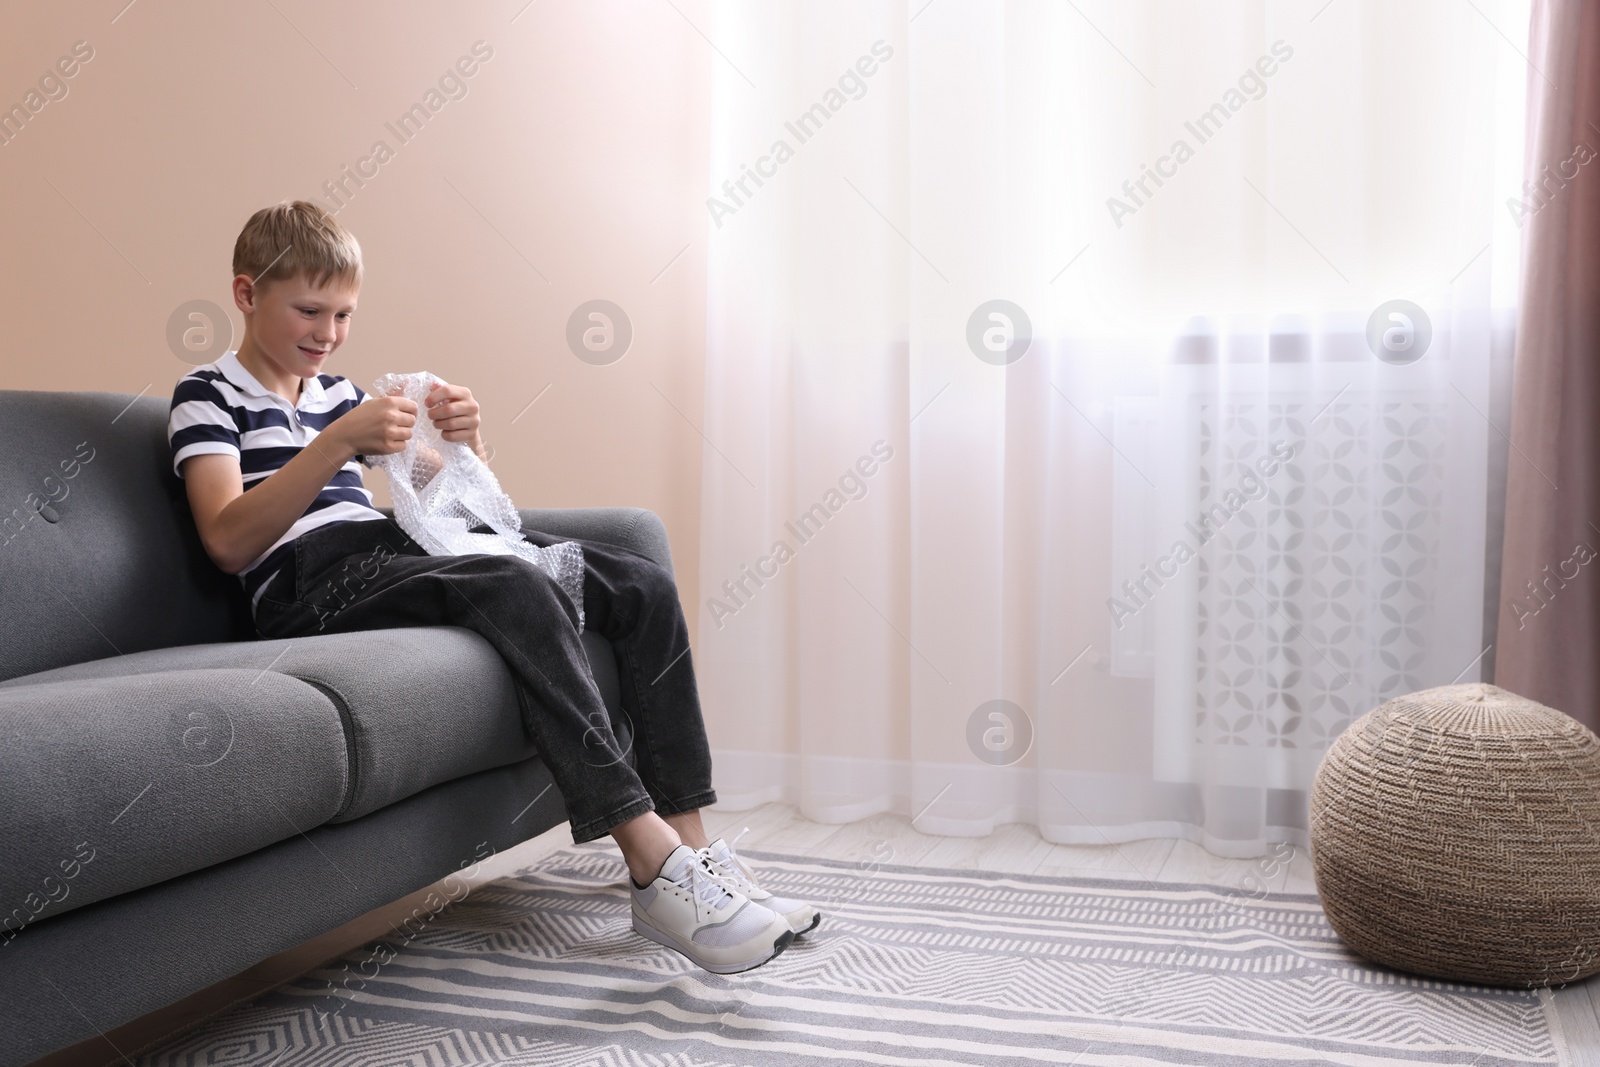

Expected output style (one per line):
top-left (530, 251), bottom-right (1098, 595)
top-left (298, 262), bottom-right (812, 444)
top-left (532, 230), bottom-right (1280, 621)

top-left (368, 371), bottom-right (585, 629)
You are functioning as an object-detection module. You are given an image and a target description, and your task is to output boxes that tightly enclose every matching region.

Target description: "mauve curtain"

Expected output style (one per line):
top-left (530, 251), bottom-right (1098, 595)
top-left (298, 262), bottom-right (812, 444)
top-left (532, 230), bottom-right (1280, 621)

top-left (1495, 0), bottom-right (1600, 730)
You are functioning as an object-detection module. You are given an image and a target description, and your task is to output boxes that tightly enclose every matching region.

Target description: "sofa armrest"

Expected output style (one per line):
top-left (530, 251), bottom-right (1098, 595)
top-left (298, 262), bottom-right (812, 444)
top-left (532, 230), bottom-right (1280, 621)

top-left (516, 507), bottom-right (675, 577)
top-left (377, 507), bottom-right (675, 577)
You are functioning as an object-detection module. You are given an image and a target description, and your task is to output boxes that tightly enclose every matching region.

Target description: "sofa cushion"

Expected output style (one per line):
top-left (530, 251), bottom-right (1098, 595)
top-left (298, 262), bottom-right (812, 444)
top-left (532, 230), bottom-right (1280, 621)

top-left (0, 391), bottom-right (253, 683)
top-left (0, 669), bottom-right (347, 930)
top-left (0, 626), bottom-right (624, 823)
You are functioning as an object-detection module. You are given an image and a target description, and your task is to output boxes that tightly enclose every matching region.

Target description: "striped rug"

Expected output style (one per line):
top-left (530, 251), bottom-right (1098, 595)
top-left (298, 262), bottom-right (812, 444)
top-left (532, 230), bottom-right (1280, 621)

top-left (137, 843), bottom-right (1563, 1066)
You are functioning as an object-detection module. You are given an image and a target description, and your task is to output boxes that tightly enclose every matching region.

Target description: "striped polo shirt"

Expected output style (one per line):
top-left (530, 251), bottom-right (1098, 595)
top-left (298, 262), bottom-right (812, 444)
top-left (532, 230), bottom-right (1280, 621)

top-left (168, 349), bottom-right (386, 610)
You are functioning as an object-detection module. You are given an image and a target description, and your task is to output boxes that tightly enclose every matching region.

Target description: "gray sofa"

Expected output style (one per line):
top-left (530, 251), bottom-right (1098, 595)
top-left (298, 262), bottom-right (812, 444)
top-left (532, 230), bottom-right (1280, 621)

top-left (0, 390), bottom-right (671, 1065)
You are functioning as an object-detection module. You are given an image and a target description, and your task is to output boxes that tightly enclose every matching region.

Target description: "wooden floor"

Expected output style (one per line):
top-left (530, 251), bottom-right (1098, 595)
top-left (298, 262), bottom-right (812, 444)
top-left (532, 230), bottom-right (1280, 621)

top-left (37, 800), bottom-right (1600, 1067)
top-left (695, 800), bottom-right (1320, 893)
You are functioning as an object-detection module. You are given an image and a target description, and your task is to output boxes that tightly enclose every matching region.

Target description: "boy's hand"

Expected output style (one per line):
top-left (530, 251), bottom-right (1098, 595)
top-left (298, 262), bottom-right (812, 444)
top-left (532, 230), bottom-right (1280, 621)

top-left (326, 395), bottom-right (418, 459)
top-left (425, 382), bottom-right (487, 460)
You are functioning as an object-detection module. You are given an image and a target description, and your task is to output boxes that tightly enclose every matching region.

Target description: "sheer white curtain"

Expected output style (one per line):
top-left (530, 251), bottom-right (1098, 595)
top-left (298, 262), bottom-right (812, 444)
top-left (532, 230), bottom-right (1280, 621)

top-left (696, 0), bottom-right (1528, 855)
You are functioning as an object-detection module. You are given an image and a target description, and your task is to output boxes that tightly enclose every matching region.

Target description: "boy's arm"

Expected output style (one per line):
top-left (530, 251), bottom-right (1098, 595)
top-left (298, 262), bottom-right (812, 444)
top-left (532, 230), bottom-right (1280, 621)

top-left (183, 396), bottom-right (418, 575)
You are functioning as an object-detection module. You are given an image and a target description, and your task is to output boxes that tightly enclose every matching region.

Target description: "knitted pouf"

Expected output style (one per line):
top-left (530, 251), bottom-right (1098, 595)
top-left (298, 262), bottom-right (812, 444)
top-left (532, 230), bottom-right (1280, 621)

top-left (1309, 682), bottom-right (1600, 987)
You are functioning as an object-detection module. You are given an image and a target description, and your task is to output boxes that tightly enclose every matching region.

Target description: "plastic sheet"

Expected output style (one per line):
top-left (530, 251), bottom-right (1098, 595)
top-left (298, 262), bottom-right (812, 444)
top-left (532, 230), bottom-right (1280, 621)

top-left (368, 371), bottom-right (585, 630)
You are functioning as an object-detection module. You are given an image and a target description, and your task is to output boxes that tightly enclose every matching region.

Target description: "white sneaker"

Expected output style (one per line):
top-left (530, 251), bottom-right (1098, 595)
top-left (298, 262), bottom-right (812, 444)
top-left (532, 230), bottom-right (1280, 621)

top-left (701, 829), bottom-right (821, 937)
top-left (630, 844), bottom-right (795, 973)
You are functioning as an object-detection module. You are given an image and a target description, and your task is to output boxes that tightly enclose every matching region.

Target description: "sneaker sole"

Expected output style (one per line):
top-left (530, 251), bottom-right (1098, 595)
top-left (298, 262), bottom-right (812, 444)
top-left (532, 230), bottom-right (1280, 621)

top-left (632, 911), bottom-right (796, 974)
top-left (793, 910), bottom-right (822, 938)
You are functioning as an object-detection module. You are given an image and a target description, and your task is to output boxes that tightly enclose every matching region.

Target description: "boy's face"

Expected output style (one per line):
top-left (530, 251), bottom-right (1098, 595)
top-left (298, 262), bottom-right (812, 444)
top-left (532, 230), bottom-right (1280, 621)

top-left (240, 273), bottom-right (359, 379)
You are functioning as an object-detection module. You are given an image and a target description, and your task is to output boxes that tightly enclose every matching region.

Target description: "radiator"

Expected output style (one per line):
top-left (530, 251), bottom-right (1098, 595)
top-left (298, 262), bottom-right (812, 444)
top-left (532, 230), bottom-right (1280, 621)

top-left (1112, 360), bottom-right (1489, 788)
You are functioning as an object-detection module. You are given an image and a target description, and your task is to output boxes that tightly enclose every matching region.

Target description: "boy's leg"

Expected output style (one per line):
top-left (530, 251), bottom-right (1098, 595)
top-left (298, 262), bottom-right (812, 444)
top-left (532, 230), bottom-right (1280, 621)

top-left (253, 519), bottom-right (657, 846)
top-left (660, 809), bottom-right (710, 850)
top-left (520, 528), bottom-right (718, 829)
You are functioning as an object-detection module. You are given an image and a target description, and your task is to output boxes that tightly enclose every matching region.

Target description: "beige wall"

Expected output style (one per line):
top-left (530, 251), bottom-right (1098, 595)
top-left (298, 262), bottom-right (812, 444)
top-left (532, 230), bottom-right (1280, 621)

top-left (0, 0), bottom-right (712, 642)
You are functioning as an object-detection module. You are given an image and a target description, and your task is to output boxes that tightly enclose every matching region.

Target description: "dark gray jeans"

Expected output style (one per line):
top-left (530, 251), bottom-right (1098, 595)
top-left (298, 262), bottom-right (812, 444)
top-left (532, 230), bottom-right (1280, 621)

top-left (253, 517), bottom-right (716, 843)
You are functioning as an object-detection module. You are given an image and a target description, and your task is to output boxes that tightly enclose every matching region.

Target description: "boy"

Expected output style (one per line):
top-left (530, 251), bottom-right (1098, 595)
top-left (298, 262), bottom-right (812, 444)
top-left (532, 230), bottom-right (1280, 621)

top-left (168, 200), bottom-right (817, 973)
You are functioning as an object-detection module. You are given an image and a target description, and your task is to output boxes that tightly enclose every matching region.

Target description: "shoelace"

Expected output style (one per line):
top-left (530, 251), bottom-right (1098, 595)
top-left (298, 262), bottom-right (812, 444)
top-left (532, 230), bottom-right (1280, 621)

top-left (671, 853), bottom-right (736, 916)
top-left (703, 826), bottom-right (758, 891)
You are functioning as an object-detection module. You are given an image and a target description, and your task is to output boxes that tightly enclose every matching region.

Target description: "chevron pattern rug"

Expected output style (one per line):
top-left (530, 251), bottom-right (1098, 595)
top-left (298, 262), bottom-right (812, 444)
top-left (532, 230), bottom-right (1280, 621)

top-left (136, 843), bottom-right (1563, 1066)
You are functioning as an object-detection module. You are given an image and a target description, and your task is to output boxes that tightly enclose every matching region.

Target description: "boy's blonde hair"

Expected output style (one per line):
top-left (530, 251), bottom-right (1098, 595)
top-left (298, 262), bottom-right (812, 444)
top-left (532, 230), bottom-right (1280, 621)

top-left (232, 199), bottom-right (362, 294)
